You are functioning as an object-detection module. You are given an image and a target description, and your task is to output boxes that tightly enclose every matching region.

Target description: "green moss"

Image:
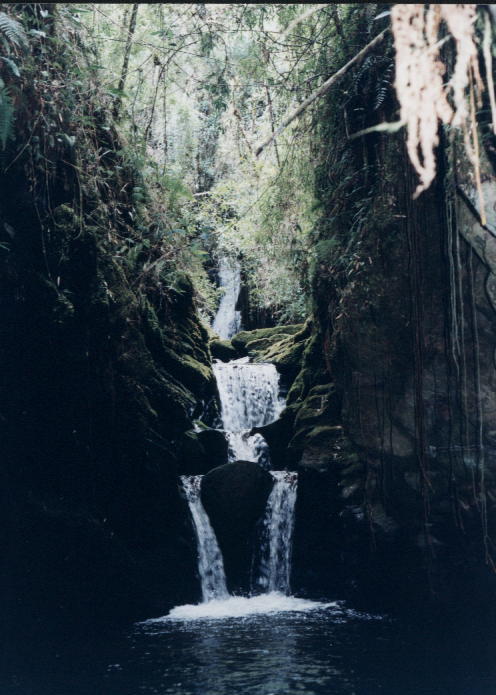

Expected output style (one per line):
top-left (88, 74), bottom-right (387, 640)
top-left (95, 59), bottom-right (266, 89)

top-left (231, 324), bottom-right (303, 353)
top-left (292, 383), bottom-right (341, 432)
top-left (286, 367), bottom-right (312, 405)
top-left (256, 335), bottom-right (305, 374)
top-left (141, 293), bottom-right (215, 400)
top-left (244, 334), bottom-right (289, 354)
top-left (305, 424), bottom-right (343, 443)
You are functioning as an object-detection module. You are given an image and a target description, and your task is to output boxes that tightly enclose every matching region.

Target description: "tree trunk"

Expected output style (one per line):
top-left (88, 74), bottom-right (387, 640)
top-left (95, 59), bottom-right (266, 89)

top-left (112, 3), bottom-right (139, 121)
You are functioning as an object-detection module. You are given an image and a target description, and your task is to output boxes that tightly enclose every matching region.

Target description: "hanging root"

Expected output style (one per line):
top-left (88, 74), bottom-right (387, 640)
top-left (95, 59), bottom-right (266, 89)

top-left (391, 4), bottom-right (488, 200)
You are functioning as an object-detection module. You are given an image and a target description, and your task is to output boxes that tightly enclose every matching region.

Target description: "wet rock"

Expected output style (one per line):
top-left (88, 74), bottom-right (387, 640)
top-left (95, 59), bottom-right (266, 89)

top-left (178, 428), bottom-right (229, 475)
top-left (231, 324), bottom-right (303, 355)
top-left (197, 428), bottom-right (229, 468)
top-left (201, 461), bottom-right (273, 592)
top-left (178, 431), bottom-right (208, 476)
top-left (251, 404), bottom-right (299, 469)
top-left (210, 338), bottom-right (238, 362)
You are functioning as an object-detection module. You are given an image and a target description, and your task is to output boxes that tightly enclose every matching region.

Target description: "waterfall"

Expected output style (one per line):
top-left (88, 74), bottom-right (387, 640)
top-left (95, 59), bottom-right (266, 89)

top-left (180, 475), bottom-right (228, 602)
top-left (213, 357), bottom-right (285, 463)
top-left (257, 471), bottom-right (298, 594)
top-left (212, 257), bottom-right (242, 340)
top-left (174, 256), bottom-right (301, 615)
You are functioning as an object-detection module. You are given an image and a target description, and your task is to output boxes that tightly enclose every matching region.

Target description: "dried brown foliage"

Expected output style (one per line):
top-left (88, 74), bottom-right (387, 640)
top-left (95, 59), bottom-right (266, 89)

top-left (391, 4), bottom-right (488, 199)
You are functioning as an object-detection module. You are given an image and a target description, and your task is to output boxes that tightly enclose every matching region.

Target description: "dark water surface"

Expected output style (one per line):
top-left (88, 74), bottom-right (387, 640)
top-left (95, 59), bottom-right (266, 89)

top-left (2, 600), bottom-right (495, 695)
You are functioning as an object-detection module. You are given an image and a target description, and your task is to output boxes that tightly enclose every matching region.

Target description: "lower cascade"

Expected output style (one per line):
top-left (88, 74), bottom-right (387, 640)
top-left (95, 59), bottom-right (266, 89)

top-left (180, 475), bottom-right (228, 602)
top-left (257, 471), bottom-right (298, 594)
top-left (178, 470), bottom-right (300, 616)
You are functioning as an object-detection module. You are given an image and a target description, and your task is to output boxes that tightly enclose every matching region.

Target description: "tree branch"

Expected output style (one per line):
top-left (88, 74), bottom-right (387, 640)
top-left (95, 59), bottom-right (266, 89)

top-left (255, 28), bottom-right (389, 157)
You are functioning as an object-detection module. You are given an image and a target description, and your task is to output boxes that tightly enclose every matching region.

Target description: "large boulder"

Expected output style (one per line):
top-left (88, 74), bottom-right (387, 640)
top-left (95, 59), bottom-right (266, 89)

top-left (197, 428), bottom-right (229, 468)
top-left (201, 461), bottom-right (273, 592)
top-left (210, 338), bottom-right (239, 362)
top-left (178, 429), bottom-right (229, 475)
top-left (231, 324), bottom-right (303, 355)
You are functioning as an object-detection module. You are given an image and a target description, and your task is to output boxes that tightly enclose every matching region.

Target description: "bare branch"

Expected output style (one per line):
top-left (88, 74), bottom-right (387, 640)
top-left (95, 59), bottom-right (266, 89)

top-left (255, 28), bottom-right (389, 157)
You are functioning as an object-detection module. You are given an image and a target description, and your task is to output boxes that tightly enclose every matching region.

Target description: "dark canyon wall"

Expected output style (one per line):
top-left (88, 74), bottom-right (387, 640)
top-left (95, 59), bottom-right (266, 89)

top-left (286, 30), bottom-right (496, 613)
top-left (1, 6), bottom-right (214, 626)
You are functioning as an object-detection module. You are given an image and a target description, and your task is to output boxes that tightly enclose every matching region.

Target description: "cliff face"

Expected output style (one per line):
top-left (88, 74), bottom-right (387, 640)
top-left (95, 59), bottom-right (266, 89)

top-left (0, 7), bottom-right (215, 625)
top-left (271, 37), bottom-right (496, 611)
top-left (1, 200), bottom-right (215, 625)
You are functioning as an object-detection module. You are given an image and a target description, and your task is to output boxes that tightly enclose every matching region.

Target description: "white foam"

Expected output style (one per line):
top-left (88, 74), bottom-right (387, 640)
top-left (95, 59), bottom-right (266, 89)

top-left (213, 359), bottom-right (285, 462)
top-left (150, 593), bottom-right (337, 622)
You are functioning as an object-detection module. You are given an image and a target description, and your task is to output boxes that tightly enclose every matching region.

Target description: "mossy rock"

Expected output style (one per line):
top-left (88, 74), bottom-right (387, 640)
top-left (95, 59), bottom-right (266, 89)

top-left (231, 324), bottom-right (303, 354)
top-left (244, 333), bottom-right (289, 355)
top-left (286, 367), bottom-right (313, 405)
top-left (179, 353), bottom-right (215, 392)
top-left (288, 424), bottom-right (345, 471)
top-left (293, 384), bottom-right (341, 431)
top-left (142, 304), bottom-right (215, 400)
top-left (305, 424), bottom-right (344, 444)
top-left (256, 335), bottom-right (306, 375)
top-left (210, 338), bottom-right (238, 362)
top-left (286, 331), bottom-right (327, 404)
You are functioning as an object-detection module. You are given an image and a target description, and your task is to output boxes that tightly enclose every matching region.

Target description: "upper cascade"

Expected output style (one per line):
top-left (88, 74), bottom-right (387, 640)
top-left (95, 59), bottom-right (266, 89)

top-left (213, 357), bottom-right (285, 462)
top-left (212, 257), bottom-right (242, 340)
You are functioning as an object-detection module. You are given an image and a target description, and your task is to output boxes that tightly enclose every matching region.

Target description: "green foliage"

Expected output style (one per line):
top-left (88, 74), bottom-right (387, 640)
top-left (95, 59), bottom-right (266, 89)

top-left (0, 11), bottom-right (27, 49)
top-left (0, 9), bottom-right (28, 151)
top-left (0, 80), bottom-right (14, 149)
top-left (50, 4), bottom-right (389, 324)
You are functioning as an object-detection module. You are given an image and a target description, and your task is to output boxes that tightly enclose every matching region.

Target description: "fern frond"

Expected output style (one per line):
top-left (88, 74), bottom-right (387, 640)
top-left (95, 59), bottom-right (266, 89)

top-left (0, 84), bottom-right (14, 149)
top-left (373, 61), bottom-right (393, 111)
top-left (0, 12), bottom-right (28, 49)
top-left (0, 56), bottom-right (20, 77)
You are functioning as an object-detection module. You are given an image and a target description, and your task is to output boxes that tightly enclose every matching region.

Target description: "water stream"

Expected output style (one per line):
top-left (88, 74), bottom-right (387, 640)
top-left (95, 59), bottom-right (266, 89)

top-left (257, 470), bottom-right (298, 594)
top-left (213, 357), bottom-right (284, 462)
top-left (212, 257), bottom-right (242, 339)
top-left (180, 475), bottom-right (228, 602)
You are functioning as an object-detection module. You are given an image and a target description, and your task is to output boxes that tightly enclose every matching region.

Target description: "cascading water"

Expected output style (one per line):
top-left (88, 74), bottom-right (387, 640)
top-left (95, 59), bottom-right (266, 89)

top-left (170, 257), bottom-right (309, 619)
top-left (257, 471), bottom-right (298, 594)
top-left (213, 357), bottom-right (285, 462)
top-left (212, 257), bottom-right (242, 339)
top-left (170, 470), bottom-right (304, 619)
top-left (180, 475), bottom-right (228, 602)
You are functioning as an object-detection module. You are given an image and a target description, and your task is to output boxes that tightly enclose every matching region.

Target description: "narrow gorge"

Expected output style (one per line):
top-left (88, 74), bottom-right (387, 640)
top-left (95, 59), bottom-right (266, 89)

top-left (2, 4), bottom-right (496, 695)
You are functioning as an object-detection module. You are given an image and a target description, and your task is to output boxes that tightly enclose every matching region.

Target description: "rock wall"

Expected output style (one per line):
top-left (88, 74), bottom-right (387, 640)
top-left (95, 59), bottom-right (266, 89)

top-left (254, 29), bottom-right (496, 613)
top-left (1, 198), bottom-right (215, 625)
top-left (0, 7), bottom-right (216, 626)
